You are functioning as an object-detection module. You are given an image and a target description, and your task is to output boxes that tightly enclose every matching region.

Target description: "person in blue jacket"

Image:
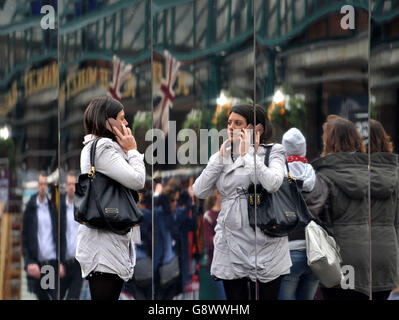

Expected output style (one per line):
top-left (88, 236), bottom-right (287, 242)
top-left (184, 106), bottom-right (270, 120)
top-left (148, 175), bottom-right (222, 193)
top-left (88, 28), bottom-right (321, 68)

top-left (154, 178), bottom-right (197, 300)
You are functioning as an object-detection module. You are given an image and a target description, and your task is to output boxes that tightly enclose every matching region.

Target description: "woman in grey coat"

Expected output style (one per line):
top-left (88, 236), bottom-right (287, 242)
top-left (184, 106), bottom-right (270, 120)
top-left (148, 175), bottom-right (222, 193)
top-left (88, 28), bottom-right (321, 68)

top-left (75, 96), bottom-right (146, 300)
top-left (193, 104), bottom-right (291, 300)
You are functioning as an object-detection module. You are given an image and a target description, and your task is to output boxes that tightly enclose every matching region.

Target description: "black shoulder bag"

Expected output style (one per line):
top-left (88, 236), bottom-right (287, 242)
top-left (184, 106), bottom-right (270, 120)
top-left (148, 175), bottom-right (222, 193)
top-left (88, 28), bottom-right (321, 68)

top-left (247, 145), bottom-right (312, 237)
top-left (74, 138), bottom-right (143, 235)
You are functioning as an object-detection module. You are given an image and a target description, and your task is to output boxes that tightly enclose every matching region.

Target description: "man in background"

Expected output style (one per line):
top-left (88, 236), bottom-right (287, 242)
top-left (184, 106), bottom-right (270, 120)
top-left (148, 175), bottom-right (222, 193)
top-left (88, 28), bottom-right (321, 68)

top-left (22, 171), bottom-right (64, 300)
top-left (60, 170), bottom-right (83, 300)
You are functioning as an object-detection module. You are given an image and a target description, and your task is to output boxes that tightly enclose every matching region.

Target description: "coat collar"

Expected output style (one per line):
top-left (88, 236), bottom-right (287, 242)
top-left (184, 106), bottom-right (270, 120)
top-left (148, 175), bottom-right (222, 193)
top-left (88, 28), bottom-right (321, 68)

top-left (224, 155), bottom-right (245, 174)
top-left (83, 134), bottom-right (97, 145)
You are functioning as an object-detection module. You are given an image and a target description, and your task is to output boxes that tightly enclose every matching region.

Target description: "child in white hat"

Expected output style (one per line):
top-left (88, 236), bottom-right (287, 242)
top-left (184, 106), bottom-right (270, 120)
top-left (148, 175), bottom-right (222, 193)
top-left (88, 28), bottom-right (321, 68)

top-left (282, 127), bottom-right (315, 192)
top-left (279, 127), bottom-right (318, 300)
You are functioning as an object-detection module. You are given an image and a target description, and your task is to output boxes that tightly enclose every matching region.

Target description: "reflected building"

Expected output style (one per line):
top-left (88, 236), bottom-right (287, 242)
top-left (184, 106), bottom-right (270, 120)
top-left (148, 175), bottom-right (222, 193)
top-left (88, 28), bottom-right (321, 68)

top-left (0, 0), bottom-right (58, 300)
top-left (58, 0), bottom-right (152, 301)
top-left (370, 1), bottom-right (399, 150)
top-left (59, 0), bottom-right (151, 174)
top-left (255, 0), bottom-right (369, 159)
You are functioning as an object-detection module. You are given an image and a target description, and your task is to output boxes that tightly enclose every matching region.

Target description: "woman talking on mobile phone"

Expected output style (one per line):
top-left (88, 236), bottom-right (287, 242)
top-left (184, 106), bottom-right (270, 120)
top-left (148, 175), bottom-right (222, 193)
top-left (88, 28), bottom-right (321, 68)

top-left (75, 96), bottom-right (146, 300)
top-left (192, 104), bottom-right (291, 300)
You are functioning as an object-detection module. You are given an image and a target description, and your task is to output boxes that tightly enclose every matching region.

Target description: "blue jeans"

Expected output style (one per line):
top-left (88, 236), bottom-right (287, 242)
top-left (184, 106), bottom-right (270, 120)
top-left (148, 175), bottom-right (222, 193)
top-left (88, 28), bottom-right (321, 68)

top-left (278, 250), bottom-right (319, 300)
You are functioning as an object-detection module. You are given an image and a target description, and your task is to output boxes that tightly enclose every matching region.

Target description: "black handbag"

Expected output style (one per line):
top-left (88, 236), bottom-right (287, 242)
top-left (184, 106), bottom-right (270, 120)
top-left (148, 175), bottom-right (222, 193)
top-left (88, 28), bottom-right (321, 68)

top-left (247, 145), bottom-right (312, 237)
top-left (74, 138), bottom-right (143, 235)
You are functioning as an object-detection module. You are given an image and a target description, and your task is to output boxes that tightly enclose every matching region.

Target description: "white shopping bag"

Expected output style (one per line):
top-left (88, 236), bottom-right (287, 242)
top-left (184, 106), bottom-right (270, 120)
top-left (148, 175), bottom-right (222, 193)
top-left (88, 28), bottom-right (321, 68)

top-left (305, 220), bottom-right (343, 288)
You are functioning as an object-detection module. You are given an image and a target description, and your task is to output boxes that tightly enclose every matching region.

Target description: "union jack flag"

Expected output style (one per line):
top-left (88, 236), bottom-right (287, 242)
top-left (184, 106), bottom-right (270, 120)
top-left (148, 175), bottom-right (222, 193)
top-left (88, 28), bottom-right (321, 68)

top-left (153, 50), bottom-right (181, 135)
top-left (108, 55), bottom-right (132, 101)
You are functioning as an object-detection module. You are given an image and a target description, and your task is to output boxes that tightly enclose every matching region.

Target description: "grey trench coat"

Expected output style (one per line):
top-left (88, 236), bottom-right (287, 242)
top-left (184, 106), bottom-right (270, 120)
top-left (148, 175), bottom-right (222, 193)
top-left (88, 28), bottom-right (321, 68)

top-left (193, 143), bottom-right (292, 283)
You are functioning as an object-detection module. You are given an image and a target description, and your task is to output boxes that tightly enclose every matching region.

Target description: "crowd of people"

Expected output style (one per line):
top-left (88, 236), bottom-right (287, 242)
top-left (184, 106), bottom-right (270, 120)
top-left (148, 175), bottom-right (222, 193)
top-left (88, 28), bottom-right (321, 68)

top-left (21, 96), bottom-right (399, 300)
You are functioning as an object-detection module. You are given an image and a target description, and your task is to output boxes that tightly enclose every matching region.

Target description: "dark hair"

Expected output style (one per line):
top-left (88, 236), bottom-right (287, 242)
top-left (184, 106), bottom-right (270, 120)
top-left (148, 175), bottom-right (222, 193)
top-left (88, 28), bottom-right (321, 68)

top-left (229, 104), bottom-right (273, 144)
top-left (139, 190), bottom-right (152, 209)
top-left (161, 178), bottom-right (181, 202)
top-left (38, 171), bottom-right (47, 180)
top-left (322, 115), bottom-right (366, 156)
top-left (204, 190), bottom-right (218, 211)
top-left (83, 96), bottom-right (124, 140)
top-left (66, 170), bottom-right (77, 179)
top-left (369, 119), bottom-right (393, 153)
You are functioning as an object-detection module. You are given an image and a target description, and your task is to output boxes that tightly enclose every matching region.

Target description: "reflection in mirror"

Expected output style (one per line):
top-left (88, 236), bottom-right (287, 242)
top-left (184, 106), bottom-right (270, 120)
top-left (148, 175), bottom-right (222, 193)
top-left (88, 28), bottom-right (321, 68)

top-left (58, 0), bottom-right (152, 300)
top-left (370, 1), bottom-right (399, 300)
top-left (152, 0), bottom-right (254, 300)
top-left (0, 0), bottom-right (58, 300)
top-left (255, 0), bottom-right (370, 300)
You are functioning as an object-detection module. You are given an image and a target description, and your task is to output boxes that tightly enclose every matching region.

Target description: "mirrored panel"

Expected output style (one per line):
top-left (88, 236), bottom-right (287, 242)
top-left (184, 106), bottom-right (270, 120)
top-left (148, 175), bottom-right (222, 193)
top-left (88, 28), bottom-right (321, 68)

top-left (255, 0), bottom-right (370, 300)
top-left (58, 0), bottom-right (152, 300)
top-left (370, 0), bottom-right (399, 301)
top-left (0, 0), bottom-right (59, 300)
top-left (152, 0), bottom-right (254, 300)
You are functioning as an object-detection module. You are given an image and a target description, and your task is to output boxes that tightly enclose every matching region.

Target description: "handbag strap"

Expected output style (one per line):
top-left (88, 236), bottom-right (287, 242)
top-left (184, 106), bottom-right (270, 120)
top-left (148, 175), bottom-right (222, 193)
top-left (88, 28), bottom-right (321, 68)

top-left (90, 138), bottom-right (99, 169)
top-left (89, 138), bottom-right (128, 235)
top-left (264, 144), bottom-right (290, 174)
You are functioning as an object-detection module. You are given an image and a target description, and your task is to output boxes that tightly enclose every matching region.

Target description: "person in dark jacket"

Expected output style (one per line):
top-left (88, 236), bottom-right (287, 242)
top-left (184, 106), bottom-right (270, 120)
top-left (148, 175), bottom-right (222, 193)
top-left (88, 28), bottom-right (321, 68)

top-left (203, 190), bottom-right (226, 300)
top-left (122, 190), bottom-right (153, 300)
top-left (306, 115), bottom-right (370, 300)
top-left (22, 172), bottom-right (65, 300)
top-left (153, 178), bottom-right (197, 300)
top-left (60, 171), bottom-right (83, 300)
top-left (369, 119), bottom-right (399, 300)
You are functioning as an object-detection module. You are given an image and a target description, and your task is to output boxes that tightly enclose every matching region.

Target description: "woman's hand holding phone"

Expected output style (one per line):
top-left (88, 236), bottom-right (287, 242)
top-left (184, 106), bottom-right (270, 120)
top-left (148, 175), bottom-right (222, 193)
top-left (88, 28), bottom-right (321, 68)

top-left (240, 124), bottom-right (264, 156)
top-left (112, 122), bottom-right (137, 154)
top-left (254, 124), bottom-right (263, 152)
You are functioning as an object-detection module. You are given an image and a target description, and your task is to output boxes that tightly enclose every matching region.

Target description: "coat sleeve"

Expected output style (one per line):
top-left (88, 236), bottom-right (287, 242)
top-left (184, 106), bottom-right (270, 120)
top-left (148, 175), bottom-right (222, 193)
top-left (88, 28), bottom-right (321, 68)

top-left (192, 152), bottom-right (224, 199)
top-left (95, 139), bottom-right (146, 190)
top-left (304, 173), bottom-right (334, 235)
top-left (59, 199), bottom-right (67, 264)
top-left (302, 174), bottom-right (330, 218)
top-left (242, 144), bottom-right (286, 193)
top-left (22, 199), bottom-right (35, 268)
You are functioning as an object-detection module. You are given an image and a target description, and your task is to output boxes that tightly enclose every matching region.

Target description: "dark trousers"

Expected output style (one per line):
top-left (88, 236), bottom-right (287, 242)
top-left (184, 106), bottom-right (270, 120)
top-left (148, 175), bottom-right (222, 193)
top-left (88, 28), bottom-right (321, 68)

top-left (222, 276), bottom-right (283, 300)
top-left (321, 288), bottom-right (392, 300)
top-left (28, 260), bottom-right (59, 300)
top-left (61, 259), bottom-right (84, 300)
top-left (87, 272), bottom-right (124, 300)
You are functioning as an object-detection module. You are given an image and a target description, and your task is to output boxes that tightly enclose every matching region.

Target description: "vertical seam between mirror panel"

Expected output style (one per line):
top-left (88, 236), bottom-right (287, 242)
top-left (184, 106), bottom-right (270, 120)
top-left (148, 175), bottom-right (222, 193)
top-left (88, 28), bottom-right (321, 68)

top-left (57, 0), bottom-right (61, 301)
top-left (368, 0), bottom-right (372, 301)
top-left (253, 0), bottom-right (258, 301)
top-left (150, 0), bottom-right (154, 301)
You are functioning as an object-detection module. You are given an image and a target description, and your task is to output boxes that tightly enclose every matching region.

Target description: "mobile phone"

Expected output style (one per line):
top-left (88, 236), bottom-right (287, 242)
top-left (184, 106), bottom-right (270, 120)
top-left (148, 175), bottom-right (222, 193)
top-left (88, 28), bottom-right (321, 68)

top-left (105, 118), bottom-right (124, 134)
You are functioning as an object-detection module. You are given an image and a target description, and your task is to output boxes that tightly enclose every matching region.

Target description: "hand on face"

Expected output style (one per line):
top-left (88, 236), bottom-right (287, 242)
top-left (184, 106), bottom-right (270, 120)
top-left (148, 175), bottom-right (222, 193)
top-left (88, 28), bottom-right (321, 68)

top-left (239, 127), bottom-right (252, 157)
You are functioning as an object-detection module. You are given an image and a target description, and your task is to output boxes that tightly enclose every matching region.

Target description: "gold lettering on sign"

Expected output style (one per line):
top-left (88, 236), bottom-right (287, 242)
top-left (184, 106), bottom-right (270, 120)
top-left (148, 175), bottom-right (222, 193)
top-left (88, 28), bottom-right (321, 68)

top-left (24, 63), bottom-right (58, 98)
top-left (0, 81), bottom-right (18, 116)
top-left (176, 72), bottom-right (189, 96)
top-left (153, 61), bottom-right (162, 89)
top-left (121, 74), bottom-right (136, 99)
top-left (99, 68), bottom-right (110, 89)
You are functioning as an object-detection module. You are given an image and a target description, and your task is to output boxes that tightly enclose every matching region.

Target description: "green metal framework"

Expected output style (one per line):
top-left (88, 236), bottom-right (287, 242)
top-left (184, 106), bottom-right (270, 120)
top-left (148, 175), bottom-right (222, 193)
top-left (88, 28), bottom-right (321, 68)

top-left (1, 0), bottom-right (398, 89)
